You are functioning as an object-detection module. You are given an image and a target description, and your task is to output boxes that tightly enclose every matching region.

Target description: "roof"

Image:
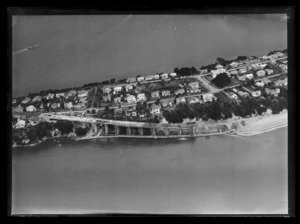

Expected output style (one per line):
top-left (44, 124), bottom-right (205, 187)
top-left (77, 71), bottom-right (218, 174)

top-left (151, 104), bottom-right (160, 110)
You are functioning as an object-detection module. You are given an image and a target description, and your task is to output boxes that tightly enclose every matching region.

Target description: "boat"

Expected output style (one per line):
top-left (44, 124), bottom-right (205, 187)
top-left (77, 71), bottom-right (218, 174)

top-left (27, 44), bottom-right (40, 50)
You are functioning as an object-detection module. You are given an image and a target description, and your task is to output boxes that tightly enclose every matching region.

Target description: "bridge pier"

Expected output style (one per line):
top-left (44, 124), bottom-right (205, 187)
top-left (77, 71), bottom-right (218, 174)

top-left (138, 127), bottom-right (143, 136)
top-left (104, 124), bottom-right (108, 135)
top-left (114, 125), bottom-right (119, 135)
top-left (126, 127), bottom-right (131, 135)
top-left (165, 128), bottom-right (169, 136)
top-left (151, 128), bottom-right (156, 136)
top-left (178, 129), bottom-right (182, 135)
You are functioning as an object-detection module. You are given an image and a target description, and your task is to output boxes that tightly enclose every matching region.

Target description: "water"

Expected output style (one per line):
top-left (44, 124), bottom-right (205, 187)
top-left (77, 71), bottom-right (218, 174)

top-left (12, 15), bottom-right (287, 97)
top-left (11, 127), bottom-right (288, 214)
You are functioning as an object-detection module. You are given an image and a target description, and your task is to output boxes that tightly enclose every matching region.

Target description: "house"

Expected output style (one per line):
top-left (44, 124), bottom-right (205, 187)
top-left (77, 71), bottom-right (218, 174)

top-left (189, 96), bottom-right (200, 104)
top-left (275, 88), bottom-right (281, 94)
top-left (114, 97), bottom-right (122, 104)
top-left (200, 69), bottom-right (208, 74)
top-left (15, 119), bottom-right (26, 129)
top-left (145, 75), bottom-right (155, 81)
top-left (239, 67), bottom-right (247, 74)
top-left (64, 102), bottom-right (73, 109)
top-left (237, 91), bottom-right (249, 98)
top-left (251, 63), bottom-right (261, 70)
top-left (13, 106), bottom-right (23, 112)
top-left (279, 64), bottom-right (288, 71)
top-left (265, 69), bottom-right (274, 75)
top-left (190, 87), bottom-right (201, 93)
top-left (56, 92), bottom-right (66, 98)
top-left (45, 93), bottom-right (55, 100)
top-left (211, 68), bottom-right (227, 78)
top-left (150, 104), bottom-right (161, 114)
top-left (229, 70), bottom-right (239, 76)
top-left (215, 64), bottom-right (223, 69)
top-left (169, 73), bottom-right (177, 78)
top-left (161, 99), bottom-right (173, 107)
top-left (126, 94), bottom-right (136, 103)
top-left (188, 81), bottom-right (199, 89)
top-left (160, 73), bottom-right (168, 79)
top-left (137, 93), bottom-right (146, 102)
top-left (256, 70), bottom-right (266, 77)
top-left (102, 94), bottom-right (112, 102)
top-left (202, 93), bottom-right (215, 103)
top-left (114, 107), bottom-right (122, 114)
top-left (245, 73), bottom-right (254, 80)
top-left (176, 97), bottom-right (186, 105)
top-left (274, 78), bottom-right (287, 86)
top-left (113, 86), bottom-right (123, 94)
top-left (32, 96), bottom-right (42, 102)
top-left (237, 74), bottom-right (246, 81)
top-left (227, 92), bottom-right (238, 100)
top-left (78, 90), bottom-right (89, 98)
top-left (67, 90), bottom-right (77, 98)
top-left (137, 76), bottom-right (145, 82)
top-left (12, 99), bottom-right (17, 104)
top-left (261, 55), bottom-right (269, 60)
top-left (103, 87), bottom-right (112, 94)
top-left (229, 62), bottom-right (238, 67)
top-left (73, 103), bottom-right (85, 109)
top-left (161, 90), bottom-right (171, 97)
top-left (232, 88), bottom-right (238, 93)
top-left (50, 103), bottom-right (60, 109)
top-left (260, 64), bottom-right (267, 69)
top-left (125, 84), bottom-right (133, 91)
top-left (265, 88), bottom-right (278, 97)
top-left (281, 60), bottom-right (288, 64)
top-left (29, 117), bottom-right (40, 126)
top-left (154, 74), bottom-right (160, 80)
top-left (243, 86), bottom-right (261, 97)
top-left (255, 81), bottom-right (265, 87)
top-left (26, 105), bottom-right (37, 112)
top-left (174, 89), bottom-right (185, 95)
top-left (151, 91), bottom-right (160, 98)
top-left (21, 97), bottom-right (31, 104)
top-left (126, 77), bottom-right (137, 83)
top-left (79, 97), bottom-right (87, 104)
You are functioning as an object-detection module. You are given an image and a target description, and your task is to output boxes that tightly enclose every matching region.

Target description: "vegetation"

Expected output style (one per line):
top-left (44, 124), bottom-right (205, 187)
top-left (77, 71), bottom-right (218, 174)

top-left (211, 73), bottom-right (231, 88)
top-left (173, 67), bottom-right (199, 77)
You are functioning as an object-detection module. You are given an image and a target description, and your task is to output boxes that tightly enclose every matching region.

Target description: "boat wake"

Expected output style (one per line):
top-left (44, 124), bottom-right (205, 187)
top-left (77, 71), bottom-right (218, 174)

top-left (13, 48), bottom-right (28, 54)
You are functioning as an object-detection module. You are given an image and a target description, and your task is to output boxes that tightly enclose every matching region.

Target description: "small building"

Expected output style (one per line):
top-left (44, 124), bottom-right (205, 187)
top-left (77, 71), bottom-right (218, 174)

top-left (29, 117), bottom-right (40, 126)
top-left (137, 93), bottom-right (146, 102)
top-left (103, 87), bottom-right (112, 94)
top-left (176, 97), bottom-right (186, 105)
top-left (154, 74), bottom-right (160, 80)
top-left (189, 96), bottom-right (200, 104)
top-left (32, 96), bottom-right (42, 102)
top-left (245, 73), bottom-right (254, 80)
top-left (200, 69), bottom-right (208, 74)
top-left (137, 76), bottom-right (145, 82)
top-left (190, 87), bottom-right (201, 94)
top-left (45, 93), bottom-right (55, 100)
top-left (161, 90), bottom-right (171, 97)
top-left (13, 106), bottom-right (23, 113)
top-left (226, 92), bottom-right (238, 100)
top-left (174, 89), bottom-right (185, 95)
top-left (256, 70), bottom-right (266, 77)
top-left (229, 62), bottom-right (238, 67)
top-left (126, 94), bottom-right (136, 103)
top-left (64, 102), bottom-right (73, 109)
top-left (56, 92), bottom-right (66, 98)
top-left (126, 77), bottom-right (137, 83)
top-left (274, 78), bottom-right (287, 86)
top-left (202, 93), bottom-right (215, 103)
top-left (265, 69), bottom-right (274, 75)
top-left (73, 103), bottom-right (85, 109)
top-left (102, 94), bottom-right (112, 102)
top-left (145, 75), bottom-right (155, 81)
top-left (237, 74), bottom-right (246, 81)
top-left (12, 99), bottom-right (17, 104)
top-left (26, 105), bottom-right (37, 112)
top-left (79, 97), bottom-right (87, 104)
top-left (239, 67), bottom-right (247, 74)
top-left (15, 119), bottom-right (26, 129)
top-left (188, 81), bottom-right (199, 89)
top-left (160, 73), bottom-right (168, 79)
top-left (232, 88), bottom-right (238, 93)
top-left (67, 90), bottom-right (77, 98)
top-left (50, 103), bottom-right (60, 109)
top-left (243, 86), bottom-right (261, 97)
top-left (113, 86), bottom-right (123, 94)
top-left (125, 84), bottom-right (133, 91)
top-left (151, 91), bottom-right (160, 98)
top-left (229, 70), bottom-right (239, 76)
top-left (211, 68), bottom-right (227, 78)
top-left (114, 107), bottom-right (122, 114)
top-left (215, 64), bottom-right (223, 69)
top-left (114, 97), bottom-right (122, 104)
top-left (78, 90), bottom-right (89, 98)
top-left (237, 91), bottom-right (249, 98)
top-left (161, 100), bottom-right (173, 107)
top-left (265, 88), bottom-right (278, 97)
top-left (255, 81), bottom-right (265, 87)
top-left (169, 73), bottom-right (177, 78)
top-left (260, 64), bottom-right (267, 69)
top-left (150, 104), bottom-right (161, 114)
top-left (21, 97), bottom-right (31, 104)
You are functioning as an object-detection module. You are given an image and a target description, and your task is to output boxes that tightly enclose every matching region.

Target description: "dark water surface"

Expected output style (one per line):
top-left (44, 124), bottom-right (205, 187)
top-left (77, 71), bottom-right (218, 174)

top-left (12, 127), bottom-right (288, 214)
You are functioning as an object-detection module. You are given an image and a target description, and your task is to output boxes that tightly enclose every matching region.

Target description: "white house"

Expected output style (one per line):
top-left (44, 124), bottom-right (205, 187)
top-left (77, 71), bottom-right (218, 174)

top-left (176, 97), bottom-right (186, 105)
top-left (154, 74), bottom-right (160, 80)
top-left (15, 119), bottom-right (26, 129)
top-left (13, 106), bottom-right (23, 113)
top-left (200, 69), bottom-right (208, 74)
top-left (243, 87), bottom-right (261, 97)
top-left (78, 90), bottom-right (89, 98)
top-left (102, 94), bottom-right (112, 102)
top-left (237, 91), bottom-right (249, 98)
top-left (150, 104), bottom-right (161, 114)
top-left (103, 87), bottom-right (112, 94)
top-left (151, 91), bottom-right (160, 98)
top-left (113, 86), bottom-right (123, 94)
top-left (161, 90), bottom-right (171, 97)
top-left (169, 73), bottom-right (177, 78)
top-left (126, 77), bottom-right (136, 83)
top-left (255, 81), bottom-right (265, 87)
top-left (126, 94), bottom-right (136, 103)
top-left (56, 92), bottom-right (66, 98)
top-left (245, 73), bottom-right (254, 80)
top-left (45, 93), bottom-right (55, 100)
top-left (260, 64), bottom-right (267, 69)
top-left (145, 75), bottom-right (155, 81)
top-left (26, 105), bottom-right (37, 112)
top-left (66, 90), bottom-right (77, 98)
top-left (188, 81), bottom-right (199, 89)
top-left (229, 70), bottom-right (239, 76)
top-left (227, 92), bottom-right (238, 100)
top-left (114, 97), bottom-right (122, 104)
top-left (160, 73), bottom-right (168, 80)
top-left (211, 68), bottom-right (227, 78)
top-left (64, 102), bottom-right (73, 109)
top-left (256, 70), bottom-right (266, 77)
top-left (137, 93), bottom-right (146, 102)
top-left (237, 74), bottom-right (246, 81)
top-left (189, 96), bottom-right (200, 104)
top-left (174, 89), bottom-right (185, 95)
top-left (137, 76), bottom-right (145, 82)
top-left (239, 67), bottom-right (247, 74)
top-left (21, 97), bottom-right (31, 104)
top-left (215, 64), bottom-right (224, 69)
top-left (274, 78), bottom-right (287, 86)
top-left (32, 96), bottom-right (42, 102)
top-left (229, 62), bottom-right (238, 67)
top-left (125, 84), bottom-right (133, 91)
top-left (265, 69), bottom-right (274, 75)
top-left (202, 93), bottom-right (215, 103)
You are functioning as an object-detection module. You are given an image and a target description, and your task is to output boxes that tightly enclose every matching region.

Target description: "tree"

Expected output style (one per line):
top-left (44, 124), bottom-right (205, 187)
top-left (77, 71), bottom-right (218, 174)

top-left (75, 127), bottom-right (89, 137)
top-left (208, 101), bottom-right (222, 120)
top-left (211, 73), bottom-right (231, 88)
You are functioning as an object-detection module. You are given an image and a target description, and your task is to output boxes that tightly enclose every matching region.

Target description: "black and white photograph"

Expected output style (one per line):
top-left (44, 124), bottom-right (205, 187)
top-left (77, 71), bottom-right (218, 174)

top-left (9, 7), bottom-right (294, 216)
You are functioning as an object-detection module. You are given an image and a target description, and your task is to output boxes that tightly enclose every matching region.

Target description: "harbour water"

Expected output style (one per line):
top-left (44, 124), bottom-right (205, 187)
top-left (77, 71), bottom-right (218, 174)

top-left (12, 127), bottom-right (288, 214)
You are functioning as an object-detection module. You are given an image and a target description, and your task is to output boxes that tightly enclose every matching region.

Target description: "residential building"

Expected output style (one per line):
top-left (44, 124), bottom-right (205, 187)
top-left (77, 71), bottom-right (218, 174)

top-left (50, 103), bottom-right (60, 109)
top-left (154, 74), bottom-right (160, 80)
top-left (29, 117), bottom-right (40, 126)
top-left (21, 97), bottom-right (31, 104)
top-left (188, 81), bottom-right (199, 89)
top-left (160, 73), bottom-right (168, 79)
top-left (275, 88), bottom-right (281, 94)
top-left (13, 106), bottom-right (23, 113)
top-left (265, 88), bottom-right (278, 97)
top-left (229, 70), bottom-right (239, 76)
top-left (78, 90), bottom-right (89, 98)
top-left (227, 92), bottom-right (238, 100)
top-left (150, 104), bottom-right (161, 114)
top-left (161, 90), bottom-right (171, 97)
top-left (169, 73), bottom-right (177, 77)
top-left (239, 67), bottom-right (247, 74)
top-left (274, 78), bottom-right (287, 86)
top-left (174, 89), bottom-right (185, 95)
top-left (32, 96), bottom-right (42, 102)
top-left (261, 78), bottom-right (271, 85)
top-left (245, 73), bottom-right (254, 80)
top-left (113, 86), bottom-right (123, 94)
top-left (103, 87), bottom-right (112, 94)
top-left (215, 64), bottom-right (223, 69)
top-left (190, 87), bottom-right (201, 93)
top-left (73, 103), bottom-right (85, 109)
top-left (40, 104), bottom-right (44, 109)
top-left (265, 69), bottom-right (274, 75)
top-left (137, 76), bottom-right (145, 82)
top-left (64, 102), bottom-right (73, 109)
top-left (256, 70), bottom-right (266, 77)
top-left (15, 119), bottom-right (26, 129)
top-left (137, 93), bottom-right (146, 102)
top-left (161, 99), bottom-right (173, 107)
top-left (202, 93), bottom-right (215, 103)
top-left (189, 96), bottom-right (200, 104)
top-left (126, 77), bottom-right (136, 83)
top-left (125, 84), bottom-right (133, 91)
top-left (243, 86), bottom-right (261, 97)
top-left (126, 94), bottom-right (136, 103)
top-left (232, 88), bottom-right (238, 93)
top-left (151, 91), bottom-right (160, 98)
top-left (12, 99), bottom-right (17, 104)
top-left (211, 68), bottom-right (227, 78)
top-left (229, 62), bottom-right (238, 67)
top-left (237, 91), bottom-right (249, 98)
top-left (200, 69), bottom-right (208, 74)
top-left (237, 74), bottom-right (246, 81)
top-left (260, 64), bottom-right (267, 69)
top-left (279, 64), bottom-right (288, 71)
top-left (114, 97), bottom-right (122, 104)
top-left (79, 97), bottom-right (87, 104)
top-left (114, 107), bottom-right (122, 114)
top-left (145, 75), bottom-right (155, 81)
top-left (255, 81), bottom-right (265, 87)
top-left (26, 105), bottom-right (37, 112)
top-left (56, 92), bottom-right (66, 98)
top-left (102, 94), bottom-right (112, 102)
top-left (67, 90), bottom-right (77, 98)
top-left (251, 63), bottom-right (261, 70)
top-left (45, 93), bottom-right (55, 99)
top-left (176, 97), bottom-right (186, 105)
